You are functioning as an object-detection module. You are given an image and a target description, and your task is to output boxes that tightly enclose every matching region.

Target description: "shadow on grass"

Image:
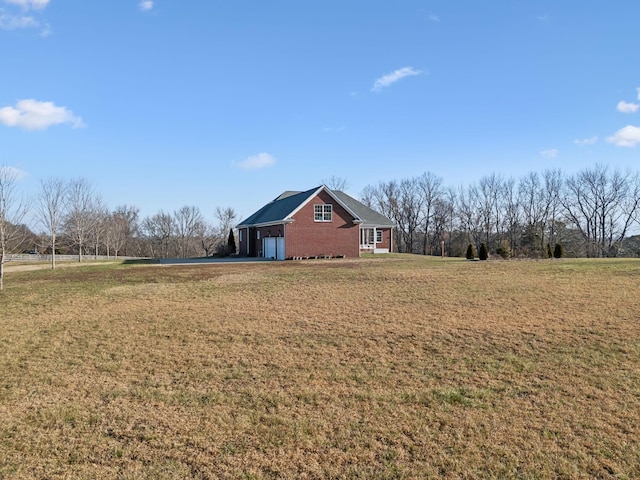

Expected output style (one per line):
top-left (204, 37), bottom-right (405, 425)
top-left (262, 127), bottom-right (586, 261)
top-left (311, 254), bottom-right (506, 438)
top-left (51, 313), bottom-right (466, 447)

top-left (121, 259), bottom-right (160, 265)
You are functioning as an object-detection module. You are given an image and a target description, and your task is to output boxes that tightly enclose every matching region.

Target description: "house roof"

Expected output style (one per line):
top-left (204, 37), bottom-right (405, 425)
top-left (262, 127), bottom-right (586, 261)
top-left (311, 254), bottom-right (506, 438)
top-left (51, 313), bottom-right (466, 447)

top-left (331, 190), bottom-right (396, 228)
top-left (237, 185), bottom-right (395, 228)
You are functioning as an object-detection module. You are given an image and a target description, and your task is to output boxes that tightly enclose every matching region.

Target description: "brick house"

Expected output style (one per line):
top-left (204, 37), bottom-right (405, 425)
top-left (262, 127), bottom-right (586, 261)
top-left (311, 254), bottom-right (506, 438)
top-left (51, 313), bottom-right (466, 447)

top-left (237, 185), bottom-right (395, 259)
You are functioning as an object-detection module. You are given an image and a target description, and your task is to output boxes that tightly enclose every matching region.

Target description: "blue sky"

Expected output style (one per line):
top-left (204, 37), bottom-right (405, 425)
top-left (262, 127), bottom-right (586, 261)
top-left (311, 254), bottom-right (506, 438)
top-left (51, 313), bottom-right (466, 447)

top-left (2, 1), bottom-right (640, 223)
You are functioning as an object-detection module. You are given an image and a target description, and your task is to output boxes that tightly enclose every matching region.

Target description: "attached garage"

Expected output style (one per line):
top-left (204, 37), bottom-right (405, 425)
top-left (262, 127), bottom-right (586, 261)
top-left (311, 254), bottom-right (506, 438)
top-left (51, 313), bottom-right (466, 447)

top-left (263, 237), bottom-right (285, 260)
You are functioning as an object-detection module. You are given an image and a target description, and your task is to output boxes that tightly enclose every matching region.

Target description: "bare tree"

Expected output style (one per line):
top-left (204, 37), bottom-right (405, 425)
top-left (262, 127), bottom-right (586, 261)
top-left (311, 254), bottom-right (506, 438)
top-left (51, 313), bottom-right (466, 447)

top-left (37, 177), bottom-right (66, 269)
top-left (417, 172), bottom-right (443, 255)
top-left (359, 185), bottom-right (376, 209)
top-left (561, 165), bottom-right (638, 257)
top-left (321, 175), bottom-right (350, 191)
top-left (106, 205), bottom-right (140, 257)
top-left (377, 181), bottom-right (403, 251)
top-left (457, 183), bottom-right (482, 250)
top-left (500, 177), bottom-right (520, 256)
top-left (442, 187), bottom-right (458, 256)
top-left (89, 200), bottom-right (109, 258)
top-left (518, 172), bottom-right (545, 256)
top-left (477, 173), bottom-right (504, 248)
top-left (358, 164), bottom-right (640, 259)
top-left (542, 169), bottom-right (563, 249)
top-left (174, 205), bottom-right (205, 258)
top-left (214, 205), bottom-right (237, 244)
top-left (64, 178), bottom-right (101, 262)
top-left (0, 166), bottom-right (28, 290)
top-left (622, 173), bottom-right (640, 237)
top-left (398, 178), bottom-right (423, 253)
top-left (141, 211), bottom-right (174, 258)
top-left (197, 220), bottom-right (217, 257)
top-left (360, 180), bottom-right (418, 253)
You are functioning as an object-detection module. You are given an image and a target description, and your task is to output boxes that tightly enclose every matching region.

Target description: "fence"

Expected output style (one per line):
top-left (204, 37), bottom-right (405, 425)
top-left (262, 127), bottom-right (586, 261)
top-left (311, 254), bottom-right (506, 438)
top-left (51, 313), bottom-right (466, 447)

top-left (3, 254), bottom-right (146, 263)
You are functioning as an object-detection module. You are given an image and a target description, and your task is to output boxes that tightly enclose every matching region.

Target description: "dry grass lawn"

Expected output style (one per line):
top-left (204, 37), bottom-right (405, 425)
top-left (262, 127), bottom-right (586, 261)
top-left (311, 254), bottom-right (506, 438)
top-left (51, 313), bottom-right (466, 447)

top-left (1, 255), bottom-right (639, 479)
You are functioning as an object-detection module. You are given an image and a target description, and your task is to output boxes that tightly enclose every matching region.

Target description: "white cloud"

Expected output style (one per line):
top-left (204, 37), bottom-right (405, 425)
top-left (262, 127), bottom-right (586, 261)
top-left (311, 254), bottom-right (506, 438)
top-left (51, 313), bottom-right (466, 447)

top-left (1, 1), bottom-right (50, 35)
top-left (371, 67), bottom-right (423, 93)
top-left (0, 10), bottom-right (36, 29)
top-left (0, 99), bottom-right (85, 131)
top-left (428, 14), bottom-right (440, 23)
top-left (139, 1), bottom-right (153, 11)
top-left (232, 153), bottom-right (276, 171)
top-left (606, 125), bottom-right (640, 147)
top-left (540, 149), bottom-right (558, 159)
top-left (574, 136), bottom-right (598, 146)
top-left (38, 20), bottom-right (50, 36)
top-left (0, 165), bottom-right (28, 180)
top-left (2, 0), bottom-right (49, 10)
top-left (322, 125), bottom-right (345, 133)
top-left (617, 101), bottom-right (639, 114)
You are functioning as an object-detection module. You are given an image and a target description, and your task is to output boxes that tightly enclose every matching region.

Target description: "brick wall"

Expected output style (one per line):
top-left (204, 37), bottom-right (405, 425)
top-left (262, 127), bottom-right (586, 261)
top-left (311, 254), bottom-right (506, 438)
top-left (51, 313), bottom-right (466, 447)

top-left (286, 190), bottom-right (360, 258)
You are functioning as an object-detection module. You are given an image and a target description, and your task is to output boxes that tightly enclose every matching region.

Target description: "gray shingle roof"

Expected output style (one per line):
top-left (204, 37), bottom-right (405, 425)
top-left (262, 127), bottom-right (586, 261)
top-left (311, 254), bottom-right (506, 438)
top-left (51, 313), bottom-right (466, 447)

top-left (331, 190), bottom-right (396, 227)
top-left (237, 186), bottom-right (394, 228)
top-left (237, 187), bottom-right (318, 227)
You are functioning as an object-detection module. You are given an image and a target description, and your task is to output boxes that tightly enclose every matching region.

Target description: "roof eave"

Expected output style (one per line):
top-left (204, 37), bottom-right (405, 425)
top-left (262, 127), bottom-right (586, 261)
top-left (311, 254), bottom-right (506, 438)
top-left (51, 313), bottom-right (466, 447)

top-left (360, 223), bottom-right (396, 228)
top-left (237, 218), bottom-right (294, 229)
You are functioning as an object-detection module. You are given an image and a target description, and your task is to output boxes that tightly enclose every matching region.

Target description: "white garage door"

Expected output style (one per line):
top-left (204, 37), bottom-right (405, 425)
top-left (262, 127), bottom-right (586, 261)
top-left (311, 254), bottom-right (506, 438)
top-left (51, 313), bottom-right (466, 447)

top-left (263, 237), bottom-right (285, 260)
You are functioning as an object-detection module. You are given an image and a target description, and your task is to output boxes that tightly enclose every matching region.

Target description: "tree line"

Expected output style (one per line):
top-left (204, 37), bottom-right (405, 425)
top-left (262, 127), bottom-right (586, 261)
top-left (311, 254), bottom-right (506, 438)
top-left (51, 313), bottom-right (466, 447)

top-left (360, 164), bottom-right (640, 259)
top-left (0, 168), bottom-right (237, 288)
top-left (2, 163), bottom-right (640, 289)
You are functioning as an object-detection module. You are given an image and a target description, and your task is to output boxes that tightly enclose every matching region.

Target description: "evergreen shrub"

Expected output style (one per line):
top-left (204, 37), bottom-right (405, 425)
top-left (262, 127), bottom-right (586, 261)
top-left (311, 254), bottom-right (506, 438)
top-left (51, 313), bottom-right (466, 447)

top-left (554, 243), bottom-right (564, 259)
top-left (479, 242), bottom-right (489, 261)
top-left (466, 244), bottom-right (476, 260)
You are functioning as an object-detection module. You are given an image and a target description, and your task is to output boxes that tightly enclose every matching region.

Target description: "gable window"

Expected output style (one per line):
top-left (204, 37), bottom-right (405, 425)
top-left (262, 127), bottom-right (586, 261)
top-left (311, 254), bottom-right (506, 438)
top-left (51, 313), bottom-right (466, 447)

top-left (314, 204), bottom-right (332, 222)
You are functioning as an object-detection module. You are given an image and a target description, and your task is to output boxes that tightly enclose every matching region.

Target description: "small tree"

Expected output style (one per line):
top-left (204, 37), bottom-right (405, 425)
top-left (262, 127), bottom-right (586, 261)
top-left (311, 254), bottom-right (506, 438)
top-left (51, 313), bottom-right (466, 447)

top-left (227, 229), bottom-right (236, 255)
top-left (553, 243), bottom-right (564, 259)
top-left (0, 166), bottom-right (28, 290)
top-left (547, 243), bottom-right (553, 259)
top-left (479, 242), bottom-right (489, 260)
top-left (37, 177), bottom-right (66, 269)
top-left (495, 239), bottom-right (512, 259)
top-left (466, 244), bottom-right (476, 260)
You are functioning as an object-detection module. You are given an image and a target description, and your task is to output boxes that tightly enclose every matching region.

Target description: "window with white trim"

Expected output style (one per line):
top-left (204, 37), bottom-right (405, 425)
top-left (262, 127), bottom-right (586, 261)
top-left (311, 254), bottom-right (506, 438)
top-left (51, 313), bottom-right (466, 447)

top-left (239, 230), bottom-right (243, 242)
top-left (257, 231), bottom-right (260, 240)
top-left (314, 204), bottom-right (332, 222)
top-left (376, 230), bottom-right (383, 243)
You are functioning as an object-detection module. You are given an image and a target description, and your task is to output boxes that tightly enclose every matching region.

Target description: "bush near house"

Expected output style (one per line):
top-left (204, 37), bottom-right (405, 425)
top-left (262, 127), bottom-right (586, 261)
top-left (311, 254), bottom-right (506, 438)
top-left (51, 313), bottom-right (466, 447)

top-left (479, 242), bottom-right (489, 260)
top-left (227, 229), bottom-right (236, 255)
top-left (466, 244), bottom-right (476, 260)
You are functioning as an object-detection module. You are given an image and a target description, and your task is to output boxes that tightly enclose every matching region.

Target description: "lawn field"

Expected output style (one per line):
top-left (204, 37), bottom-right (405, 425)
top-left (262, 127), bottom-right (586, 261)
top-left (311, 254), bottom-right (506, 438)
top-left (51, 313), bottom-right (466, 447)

top-left (1, 255), bottom-right (639, 479)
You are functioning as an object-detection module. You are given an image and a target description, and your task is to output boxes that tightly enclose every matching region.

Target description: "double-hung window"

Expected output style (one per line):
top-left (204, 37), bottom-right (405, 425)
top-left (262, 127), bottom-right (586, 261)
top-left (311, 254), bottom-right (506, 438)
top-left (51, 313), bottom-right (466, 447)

top-left (314, 204), bottom-right (332, 222)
